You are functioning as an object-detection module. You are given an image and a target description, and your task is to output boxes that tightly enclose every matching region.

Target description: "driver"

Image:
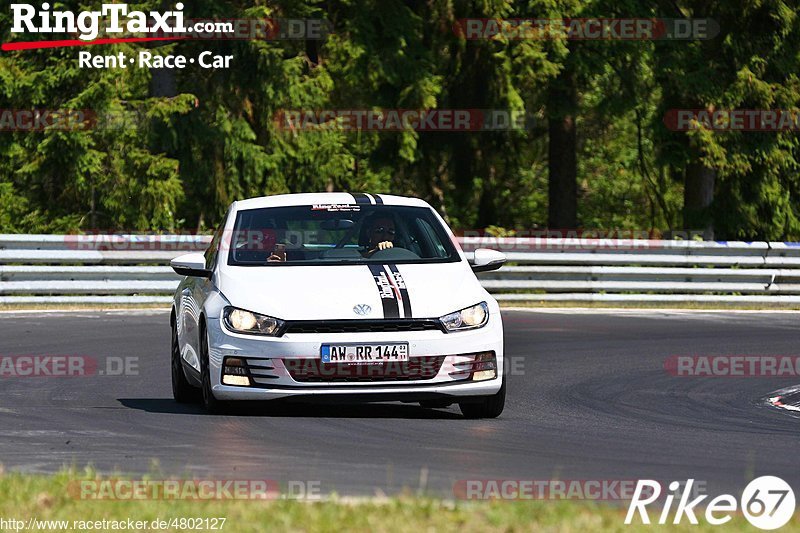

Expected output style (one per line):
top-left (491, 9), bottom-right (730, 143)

top-left (363, 215), bottom-right (396, 257)
top-left (267, 243), bottom-right (286, 262)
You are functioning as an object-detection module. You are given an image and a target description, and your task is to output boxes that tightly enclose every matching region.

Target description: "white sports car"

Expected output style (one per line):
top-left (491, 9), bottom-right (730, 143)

top-left (170, 193), bottom-right (506, 417)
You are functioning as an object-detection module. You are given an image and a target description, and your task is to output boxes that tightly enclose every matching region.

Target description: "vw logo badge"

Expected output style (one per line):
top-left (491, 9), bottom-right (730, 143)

top-left (353, 304), bottom-right (372, 316)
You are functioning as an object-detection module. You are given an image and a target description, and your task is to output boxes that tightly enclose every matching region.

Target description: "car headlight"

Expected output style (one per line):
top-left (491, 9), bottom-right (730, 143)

top-left (439, 302), bottom-right (489, 332)
top-left (222, 307), bottom-right (284, 336)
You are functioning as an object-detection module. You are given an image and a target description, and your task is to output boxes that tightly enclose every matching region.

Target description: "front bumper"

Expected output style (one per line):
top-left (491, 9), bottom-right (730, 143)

top-left (203, 315), bottom-right (504, 401)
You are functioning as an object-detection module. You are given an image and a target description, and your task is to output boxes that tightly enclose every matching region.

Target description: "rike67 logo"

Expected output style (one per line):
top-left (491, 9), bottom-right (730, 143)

top-left (625, 477), bottom-right (795, 530)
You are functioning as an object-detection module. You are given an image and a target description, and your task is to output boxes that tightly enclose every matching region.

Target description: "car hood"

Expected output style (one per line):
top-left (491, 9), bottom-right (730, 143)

top-left (216, 261), bottom-right (484, 321)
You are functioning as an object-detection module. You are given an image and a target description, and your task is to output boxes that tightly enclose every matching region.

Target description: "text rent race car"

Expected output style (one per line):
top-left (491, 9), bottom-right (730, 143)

top-left (170, 193), bottom-right (507, 417)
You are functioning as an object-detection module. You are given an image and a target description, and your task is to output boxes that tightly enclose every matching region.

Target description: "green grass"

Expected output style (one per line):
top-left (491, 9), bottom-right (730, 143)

top-left (0, 469), bottom-right (794, 532)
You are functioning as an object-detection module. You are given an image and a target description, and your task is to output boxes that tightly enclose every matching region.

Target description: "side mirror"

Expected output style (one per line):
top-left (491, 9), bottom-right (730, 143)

top-left (470, 248), bottom-right (506, 273)
top-left (171, 253), bottom-right (212, 278)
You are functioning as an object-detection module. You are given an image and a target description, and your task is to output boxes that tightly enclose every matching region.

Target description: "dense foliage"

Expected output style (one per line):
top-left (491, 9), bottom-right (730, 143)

top-left (1, 0), bottom-right (799, 239)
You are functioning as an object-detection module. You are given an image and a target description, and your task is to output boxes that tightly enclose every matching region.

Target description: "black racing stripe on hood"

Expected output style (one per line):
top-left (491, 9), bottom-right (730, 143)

top-left (387, 264), bottom-right (412, 318)
top-left (352, 193), bottom-right (372, 205)
top-left (368, 264), bottom-right (399, 318)
top-left (372, 194), bottom-right (384, 204)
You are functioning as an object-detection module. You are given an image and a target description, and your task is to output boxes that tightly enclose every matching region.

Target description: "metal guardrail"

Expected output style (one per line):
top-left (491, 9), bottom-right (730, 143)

top-left (2, 235), bottom-right (800, 304)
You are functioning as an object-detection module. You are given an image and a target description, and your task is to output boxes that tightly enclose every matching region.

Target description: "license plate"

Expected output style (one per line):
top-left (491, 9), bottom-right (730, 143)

top-left (321, 343), bottom-right (409, 364)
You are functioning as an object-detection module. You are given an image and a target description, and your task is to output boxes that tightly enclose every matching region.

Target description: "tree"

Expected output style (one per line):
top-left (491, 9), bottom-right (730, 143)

top-left (653, 0), bottom-right (800, 239)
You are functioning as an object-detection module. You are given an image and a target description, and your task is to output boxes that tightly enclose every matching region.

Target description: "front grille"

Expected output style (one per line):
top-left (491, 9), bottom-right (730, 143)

top-left (285, 356), bottom-right (446, 382)
top-left (282, 319), bottom-right (444, 335)
top-left (243, 357), bottom-right (280, 385)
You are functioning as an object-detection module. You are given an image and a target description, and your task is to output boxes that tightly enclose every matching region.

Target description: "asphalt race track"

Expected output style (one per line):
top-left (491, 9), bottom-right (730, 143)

top-left (0, 309), bottom-right (798, 498)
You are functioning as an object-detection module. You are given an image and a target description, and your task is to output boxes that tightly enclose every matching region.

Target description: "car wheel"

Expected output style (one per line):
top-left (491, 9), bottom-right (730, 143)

top-left (200, 325), bottom-right (227, 414)
top-left (171, 319), bottom-right (199, 403)
top-left (459, 380), bottom-right (506, 419)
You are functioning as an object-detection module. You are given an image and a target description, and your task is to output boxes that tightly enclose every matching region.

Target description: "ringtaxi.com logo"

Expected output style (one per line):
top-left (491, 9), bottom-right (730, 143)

top-left (11, 3), bottom-right (190, 42)
top-left (625, 477), bottom-right (795, 530)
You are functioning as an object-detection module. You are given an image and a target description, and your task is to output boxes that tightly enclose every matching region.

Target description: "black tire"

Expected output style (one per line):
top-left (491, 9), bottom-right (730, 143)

top-left (459, 380), bottom-right (506, 419)
top-left (171, 318), bottom-right (199, 403)
top-left (199, 324), bottom-right (227, 414)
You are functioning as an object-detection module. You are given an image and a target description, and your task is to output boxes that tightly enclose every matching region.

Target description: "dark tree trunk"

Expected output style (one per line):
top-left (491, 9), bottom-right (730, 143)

top-left (149, 1), bottom-right (178, 98)
top-left (683, 161), bottom-right (716, 238)
top-left (150, 68), bottom-right (177, 98)
top-left (449, 40), bottom-right (487, 226)
top-left (306, 39), bottom-right (319, 65)
top-left (547, 66), bottom-right (578, 229)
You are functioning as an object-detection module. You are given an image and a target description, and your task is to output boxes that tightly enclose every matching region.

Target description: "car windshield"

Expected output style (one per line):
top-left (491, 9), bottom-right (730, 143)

top-left (227, 204), bottom-right (459, 266)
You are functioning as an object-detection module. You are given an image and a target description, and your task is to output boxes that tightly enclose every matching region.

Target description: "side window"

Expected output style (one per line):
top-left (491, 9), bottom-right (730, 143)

top-left (204, 228), bottom-right (221, 270)
top-left (415, 218), bottom-right (448, 258)
top-left (204, 212), bottom-right (228, 270)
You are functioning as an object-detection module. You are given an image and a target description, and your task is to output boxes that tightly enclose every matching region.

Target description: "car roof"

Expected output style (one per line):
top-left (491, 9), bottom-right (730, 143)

top-left (233, 193), bottom-right (432, 211)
